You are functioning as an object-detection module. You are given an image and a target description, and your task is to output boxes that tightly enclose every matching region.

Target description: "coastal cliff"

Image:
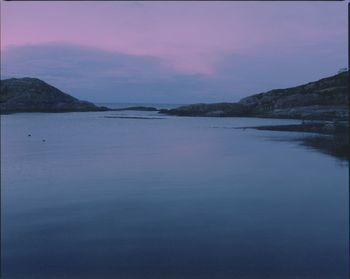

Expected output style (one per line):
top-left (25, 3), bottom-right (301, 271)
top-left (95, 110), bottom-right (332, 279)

top-left (0, 78), bottom-right (108, 113)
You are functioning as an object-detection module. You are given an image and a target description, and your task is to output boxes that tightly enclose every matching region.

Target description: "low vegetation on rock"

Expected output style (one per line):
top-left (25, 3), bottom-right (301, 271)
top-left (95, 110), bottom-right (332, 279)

top-left (0, 78), bottom-right (108, 113)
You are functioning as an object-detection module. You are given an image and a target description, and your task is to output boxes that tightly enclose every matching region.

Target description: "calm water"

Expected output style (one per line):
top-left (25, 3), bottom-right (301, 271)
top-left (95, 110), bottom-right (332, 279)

top-left (1, 109), bottom-right (348, 279)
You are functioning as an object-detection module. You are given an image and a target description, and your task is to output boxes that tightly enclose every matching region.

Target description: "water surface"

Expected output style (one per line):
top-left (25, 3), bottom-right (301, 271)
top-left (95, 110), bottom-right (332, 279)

top-left (1, 109), bottom-right (348, 279)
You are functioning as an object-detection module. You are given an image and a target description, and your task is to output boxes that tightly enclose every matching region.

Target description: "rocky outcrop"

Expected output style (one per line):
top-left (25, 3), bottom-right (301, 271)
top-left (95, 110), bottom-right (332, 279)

top-left (239, 121), bottom-right (349, 134)
top-left (161, 71), bottom-right (349, 120)
top-left (239, 122), bottom-right (349, 161)
top-left (262, 105), bottom-right (348, 120)
top-left (160, 102), bottom-right (254, 117)
top-left (0, 78), bottom-right (108, 113)
top-left (238, 71), bottom-right (348, 119)
top-left (239, 71), bottom-right (348, 109)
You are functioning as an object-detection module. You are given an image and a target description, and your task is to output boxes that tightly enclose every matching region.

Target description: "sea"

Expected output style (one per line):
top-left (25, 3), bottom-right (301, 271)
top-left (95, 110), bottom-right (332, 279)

top-left (1, 103), bottom-right (348, 279)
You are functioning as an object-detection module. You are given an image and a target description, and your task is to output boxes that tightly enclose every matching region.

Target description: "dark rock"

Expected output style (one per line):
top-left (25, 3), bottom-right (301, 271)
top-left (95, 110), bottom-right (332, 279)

top-left (240, 122), bottom-right (349, 134)
top-left (163, 102), bottom-right (254, 117)
top-left (160, 71), bottom-right (348, 120)
top-left (299, 133), bottom-right (349, 161)
top-left (159, 109), bottom-right (170, 114)
top-left (104, 116), bottom-right (164, 120)
top-left (239, 71), bottom-right (348, 120)
top-left (113, 106), bottom-right (158, 112)
top-left (0, 77), bottom-right (109, 113)
top-left (238, 122), bottom-right (349, 160)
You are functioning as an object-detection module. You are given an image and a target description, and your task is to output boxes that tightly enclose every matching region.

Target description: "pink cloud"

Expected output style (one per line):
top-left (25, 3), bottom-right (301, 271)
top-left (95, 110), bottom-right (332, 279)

top-left (1, 1), bottom-right (347, 76)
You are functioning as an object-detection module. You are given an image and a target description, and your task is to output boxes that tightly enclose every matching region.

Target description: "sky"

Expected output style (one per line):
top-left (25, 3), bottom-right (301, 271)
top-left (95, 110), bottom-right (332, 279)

top-left (1, 1), bottom-right (348, 104)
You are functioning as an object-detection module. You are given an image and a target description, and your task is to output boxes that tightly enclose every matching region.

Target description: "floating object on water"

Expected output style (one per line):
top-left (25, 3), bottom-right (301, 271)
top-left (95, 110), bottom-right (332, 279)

top-left (42, 139), bottom-right (46, 142)
top-left (28, 134), bottom-right (31, 137)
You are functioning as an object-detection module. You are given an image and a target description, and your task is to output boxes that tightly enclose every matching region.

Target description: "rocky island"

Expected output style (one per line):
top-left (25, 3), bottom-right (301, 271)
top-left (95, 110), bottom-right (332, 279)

top-left (0, 77), bottom-right (109, 114)
top-left (161, 71), bottom-right (348, 121)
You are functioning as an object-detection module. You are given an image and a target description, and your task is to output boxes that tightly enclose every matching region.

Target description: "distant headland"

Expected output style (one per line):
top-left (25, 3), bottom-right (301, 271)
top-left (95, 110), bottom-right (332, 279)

top-left (1, 71), bottom-right (348, 121)
top-left (160, 71), bottom-right (348, 121)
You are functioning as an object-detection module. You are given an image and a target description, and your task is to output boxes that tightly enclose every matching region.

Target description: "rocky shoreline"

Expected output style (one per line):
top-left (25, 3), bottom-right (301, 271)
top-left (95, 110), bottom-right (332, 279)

top-left (1, 75), bottom-right (348, 160)
top-left (1, 71), bottom-right (348, 119)
top-left (238, 121), bottom-right (349, 134)
top-left (239, 121), bottom-right (349, 161)
top-left (160, 71), bottom-right (348, 121)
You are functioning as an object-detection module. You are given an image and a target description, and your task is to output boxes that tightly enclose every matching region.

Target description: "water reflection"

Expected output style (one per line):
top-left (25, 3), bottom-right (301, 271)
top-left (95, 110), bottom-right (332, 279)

top-left (1, 111), bottom-right (348, 279)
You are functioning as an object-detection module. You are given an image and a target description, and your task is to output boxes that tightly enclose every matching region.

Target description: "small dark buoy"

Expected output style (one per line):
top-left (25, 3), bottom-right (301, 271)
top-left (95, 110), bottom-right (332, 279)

top-left (42, 139), bottom-right (46, 142)
top-left (28, 134), bottom-right (31, 137)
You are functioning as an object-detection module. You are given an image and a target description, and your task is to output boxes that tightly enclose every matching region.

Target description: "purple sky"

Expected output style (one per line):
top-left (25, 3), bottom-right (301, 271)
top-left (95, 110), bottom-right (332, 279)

top-left (1, 1), bottom-right (347, 103)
